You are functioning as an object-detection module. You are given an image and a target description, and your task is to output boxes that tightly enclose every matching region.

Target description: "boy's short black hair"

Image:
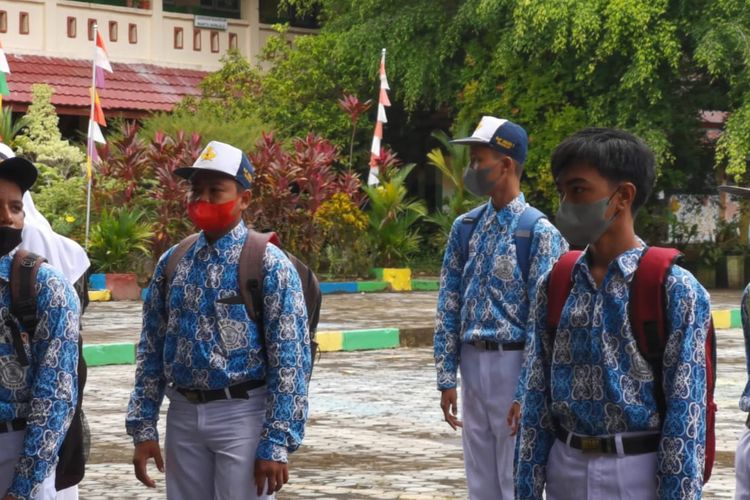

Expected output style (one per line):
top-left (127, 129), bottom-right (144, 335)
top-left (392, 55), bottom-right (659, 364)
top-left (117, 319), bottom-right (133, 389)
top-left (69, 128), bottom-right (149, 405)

top-left (551, 127), bottom-right (655, 213)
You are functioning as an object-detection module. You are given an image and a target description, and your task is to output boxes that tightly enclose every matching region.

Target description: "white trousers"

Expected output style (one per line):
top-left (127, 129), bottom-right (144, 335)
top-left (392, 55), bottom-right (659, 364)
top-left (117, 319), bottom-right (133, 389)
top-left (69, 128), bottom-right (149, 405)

top-left (736, 427), bottom-right (750, 499)
top-left (0, 429), bottom-right (57, 500)
top-left (165, 386), bottom-right (274, 500)
top-left (459, 343), bottom-right (523, 500)
top-left (546, 433), bottom-right (658, 500)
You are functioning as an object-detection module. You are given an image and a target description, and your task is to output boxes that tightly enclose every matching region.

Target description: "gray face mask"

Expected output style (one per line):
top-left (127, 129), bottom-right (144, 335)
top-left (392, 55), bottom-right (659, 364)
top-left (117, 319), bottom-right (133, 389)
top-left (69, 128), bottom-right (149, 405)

top-left (555, 192), bottom-right (619, 247)
top-left (462, 160), bottom-right (498, 197)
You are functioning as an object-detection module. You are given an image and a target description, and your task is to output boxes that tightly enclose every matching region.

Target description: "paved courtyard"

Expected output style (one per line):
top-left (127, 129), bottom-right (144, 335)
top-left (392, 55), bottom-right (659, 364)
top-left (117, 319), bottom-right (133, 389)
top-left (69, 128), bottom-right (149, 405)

top-left (73, 291), bottom-right (747, 498)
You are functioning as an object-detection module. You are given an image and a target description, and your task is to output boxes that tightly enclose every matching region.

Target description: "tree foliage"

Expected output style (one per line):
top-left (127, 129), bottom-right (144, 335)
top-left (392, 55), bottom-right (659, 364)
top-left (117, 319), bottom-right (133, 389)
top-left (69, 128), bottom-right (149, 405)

top-left (14, 84), bottom-right (85, 178)
top-left (261, 0), bottom-right (750, 210)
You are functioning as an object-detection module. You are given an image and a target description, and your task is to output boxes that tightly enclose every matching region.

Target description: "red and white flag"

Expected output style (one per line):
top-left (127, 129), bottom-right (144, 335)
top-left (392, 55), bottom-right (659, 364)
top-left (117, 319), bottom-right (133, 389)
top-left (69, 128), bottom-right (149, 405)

top-left (95, 31), bottom-right (112, 88)
top-left (368, 48), bottom-right (390, 186)
top-left (86, 27), bottom-right (111, 181)
top-left (0, 40), bottom-right (10, 107)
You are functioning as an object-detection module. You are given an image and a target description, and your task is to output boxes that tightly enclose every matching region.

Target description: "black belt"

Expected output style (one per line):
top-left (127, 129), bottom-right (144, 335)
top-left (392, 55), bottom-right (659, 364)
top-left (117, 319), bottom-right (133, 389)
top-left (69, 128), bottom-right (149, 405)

top-left (175, 380), bottom-right (265, 404)
top-left (0, 419), bottom-right (26, 434)
top-left (466, 340), bottom-right (525, 351)
top-left (555, 427), bottom-right (659, 455)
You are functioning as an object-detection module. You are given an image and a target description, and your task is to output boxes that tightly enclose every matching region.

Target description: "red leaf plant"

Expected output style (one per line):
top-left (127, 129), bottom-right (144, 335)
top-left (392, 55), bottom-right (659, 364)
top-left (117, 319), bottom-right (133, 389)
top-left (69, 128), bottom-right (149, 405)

top-left (247, 132), bottom-right (365, 269)
top-left (93, 121), bottom-right (203, 259)
top-left (146, 130), bottom-right (203, 256)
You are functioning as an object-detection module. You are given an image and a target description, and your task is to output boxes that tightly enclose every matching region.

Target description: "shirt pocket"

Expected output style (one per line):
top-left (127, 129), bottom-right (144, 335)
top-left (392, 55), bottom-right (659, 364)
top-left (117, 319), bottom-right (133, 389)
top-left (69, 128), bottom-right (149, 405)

top-left (214, 300), bottom-right (251, 352)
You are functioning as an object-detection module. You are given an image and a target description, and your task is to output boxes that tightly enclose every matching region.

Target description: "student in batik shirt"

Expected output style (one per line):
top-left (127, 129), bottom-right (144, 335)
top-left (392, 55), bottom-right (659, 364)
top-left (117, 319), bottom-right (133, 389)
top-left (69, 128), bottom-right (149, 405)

top-left (433, 117), bottom-right (567, 500)
top-left (736, 283), bottom-right (750, 499)
top-left (717, 183), bottom-right (750, 499)
top-left (126, 141), bottom-right (310, 500)
top-left (515, 128), bottom-right (711, 500)
top-left (0, 153), bottom-right (80, 500)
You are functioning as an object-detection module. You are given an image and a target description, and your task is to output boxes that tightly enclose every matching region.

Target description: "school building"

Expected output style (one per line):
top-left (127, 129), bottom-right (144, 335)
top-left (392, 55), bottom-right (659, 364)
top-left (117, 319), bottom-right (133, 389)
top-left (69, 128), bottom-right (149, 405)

top-left (0, 0), bottom-right (317, 128)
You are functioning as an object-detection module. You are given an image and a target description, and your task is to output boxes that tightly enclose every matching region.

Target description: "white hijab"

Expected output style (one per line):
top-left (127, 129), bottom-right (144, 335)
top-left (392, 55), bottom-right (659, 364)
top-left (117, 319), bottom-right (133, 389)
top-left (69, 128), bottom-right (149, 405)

top-left (0, 143), bottom-right (90, 283)
top-left (21, 192), bottom-right (91, 283)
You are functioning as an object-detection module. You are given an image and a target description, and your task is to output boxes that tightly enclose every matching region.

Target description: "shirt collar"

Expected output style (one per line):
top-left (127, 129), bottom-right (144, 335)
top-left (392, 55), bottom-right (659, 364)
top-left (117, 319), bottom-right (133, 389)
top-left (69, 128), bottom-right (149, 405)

top-left (484, 193), bottom-right (527, 225)
top-left (193, 221), bottom-right (247, 253)
top-left (0, 249), bottom-right (18, 283)
top-left (576, 243), bottom-right (646, 284)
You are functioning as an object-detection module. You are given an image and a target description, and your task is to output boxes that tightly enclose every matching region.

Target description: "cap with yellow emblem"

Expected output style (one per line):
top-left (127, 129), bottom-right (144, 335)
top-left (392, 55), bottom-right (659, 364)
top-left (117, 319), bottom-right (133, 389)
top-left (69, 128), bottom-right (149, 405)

top-left (451, 116), bottom-right (528, 164)
top-left (174, 140), bottom-right (254, 189)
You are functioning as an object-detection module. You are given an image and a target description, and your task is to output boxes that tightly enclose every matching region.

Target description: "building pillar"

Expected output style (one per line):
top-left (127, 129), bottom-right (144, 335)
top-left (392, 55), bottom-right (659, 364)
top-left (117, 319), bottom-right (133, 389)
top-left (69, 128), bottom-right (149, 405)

top-left (42, 0), bottom-right (58, 55)
top-left (245, 0), bottom-right (259, 62)
top-left (150, 0), bottom-right (164, 62)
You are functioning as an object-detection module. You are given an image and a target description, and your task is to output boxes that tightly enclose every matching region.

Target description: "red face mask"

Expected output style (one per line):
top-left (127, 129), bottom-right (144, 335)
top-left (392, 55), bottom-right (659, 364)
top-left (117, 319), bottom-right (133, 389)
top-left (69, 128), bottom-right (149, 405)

top-left (187, 198), bottom-right (238, 233)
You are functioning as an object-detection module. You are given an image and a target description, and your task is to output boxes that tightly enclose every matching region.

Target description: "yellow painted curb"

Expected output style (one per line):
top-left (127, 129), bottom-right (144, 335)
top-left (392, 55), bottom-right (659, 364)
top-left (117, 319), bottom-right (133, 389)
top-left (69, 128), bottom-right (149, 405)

top-left (316, 331), bottom-right (343, 352)
top-left (89, 290), bottom-right (112, 302)
top-left (381, 268), bottom-right (412, 291)
top-left (712, 310), bottom-right (731, 330)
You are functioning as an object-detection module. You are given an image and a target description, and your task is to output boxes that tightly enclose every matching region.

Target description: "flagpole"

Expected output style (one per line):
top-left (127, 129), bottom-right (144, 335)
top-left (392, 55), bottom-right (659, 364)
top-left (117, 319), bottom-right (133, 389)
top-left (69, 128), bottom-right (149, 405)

top-left (368, 48), bottom-right (388, 187)
top-left (84, 25), bottom-right (98, 250)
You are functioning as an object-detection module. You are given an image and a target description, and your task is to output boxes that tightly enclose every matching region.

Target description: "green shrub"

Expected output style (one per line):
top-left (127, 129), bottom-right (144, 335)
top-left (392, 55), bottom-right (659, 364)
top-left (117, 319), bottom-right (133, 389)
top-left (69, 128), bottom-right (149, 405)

top-left (363, 164), bottom-right (426, 267)
top-left (13, 84), bottom-right (85, 178)
top-left (140, 106), bottom-right (266, 153)
top-left (32, 175), bottom-right (87, 241)
top-left (89, 207), bottom-right (154, 274)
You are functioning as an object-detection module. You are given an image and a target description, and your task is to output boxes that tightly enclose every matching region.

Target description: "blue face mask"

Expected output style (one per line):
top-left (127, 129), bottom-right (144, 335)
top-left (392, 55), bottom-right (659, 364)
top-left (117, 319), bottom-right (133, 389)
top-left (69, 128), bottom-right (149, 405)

top-left (554, 191), bottom-right (619, 247)
top-left (462, 160), bottom-right (499, 197)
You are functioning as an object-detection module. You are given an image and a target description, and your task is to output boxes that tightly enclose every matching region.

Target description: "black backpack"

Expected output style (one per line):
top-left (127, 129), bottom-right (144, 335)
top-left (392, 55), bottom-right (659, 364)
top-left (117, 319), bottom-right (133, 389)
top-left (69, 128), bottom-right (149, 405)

top-left (165, 229), bottom-right (322, 375)
top-left (8, 250), bottom-right (88, 491)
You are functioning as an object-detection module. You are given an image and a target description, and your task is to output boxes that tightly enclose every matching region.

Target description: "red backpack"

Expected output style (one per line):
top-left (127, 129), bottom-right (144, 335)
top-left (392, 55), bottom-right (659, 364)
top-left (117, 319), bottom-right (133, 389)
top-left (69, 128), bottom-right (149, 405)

top-left (546, 248), bottom-right (717, 483)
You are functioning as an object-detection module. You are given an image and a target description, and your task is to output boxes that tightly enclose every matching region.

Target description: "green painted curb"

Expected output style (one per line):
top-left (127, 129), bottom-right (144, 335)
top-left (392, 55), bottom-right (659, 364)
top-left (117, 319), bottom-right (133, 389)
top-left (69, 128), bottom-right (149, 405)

top-left (370, 268), bottom-right (384, 280)
top-left (732, 309), bottom-right (742, 329)
top-left (83, 343), bottom-right (136, 366)
top-left (411, 279), bottom-right (439, 291)
top-left (356, 281), bottom-right (389, 293)
top-left (342, 328), bottom-right (399, 351)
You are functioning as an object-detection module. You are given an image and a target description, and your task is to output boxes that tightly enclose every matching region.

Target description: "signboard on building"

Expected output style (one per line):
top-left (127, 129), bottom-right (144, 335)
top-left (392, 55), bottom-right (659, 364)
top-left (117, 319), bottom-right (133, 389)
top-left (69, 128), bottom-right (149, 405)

top-left (194, 15), bottom-right (228, 30)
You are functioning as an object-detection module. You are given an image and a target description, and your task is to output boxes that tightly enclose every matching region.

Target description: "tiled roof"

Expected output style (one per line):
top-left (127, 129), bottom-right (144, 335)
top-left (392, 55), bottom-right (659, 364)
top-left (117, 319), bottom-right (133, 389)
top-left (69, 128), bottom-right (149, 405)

top-left (5, 54), bottom-right (208, 115)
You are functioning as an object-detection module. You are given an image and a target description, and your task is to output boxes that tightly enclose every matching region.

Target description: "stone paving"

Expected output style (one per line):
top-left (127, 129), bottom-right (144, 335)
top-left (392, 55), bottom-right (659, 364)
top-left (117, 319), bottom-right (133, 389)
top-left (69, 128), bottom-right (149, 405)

top-left (81, 288), bottom-right (747, 346)
top-left (71, 289), bottom-right (749, 498)
top-left (78, 338), bottom-right (738, 499)
top-left (82, 292), bottom-right (441, 345)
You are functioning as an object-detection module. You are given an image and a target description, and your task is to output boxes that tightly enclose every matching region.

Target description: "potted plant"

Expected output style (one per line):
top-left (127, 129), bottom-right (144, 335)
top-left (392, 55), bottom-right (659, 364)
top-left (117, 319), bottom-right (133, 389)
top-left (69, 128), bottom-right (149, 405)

top-left (696, 241), bottom-right (722, 289)
top-left (363, 162), bottom-right (426, 291)
top-left (88, 207), bottom-right (154, 300)
top-left (715, 219), bottom-right (745, 288)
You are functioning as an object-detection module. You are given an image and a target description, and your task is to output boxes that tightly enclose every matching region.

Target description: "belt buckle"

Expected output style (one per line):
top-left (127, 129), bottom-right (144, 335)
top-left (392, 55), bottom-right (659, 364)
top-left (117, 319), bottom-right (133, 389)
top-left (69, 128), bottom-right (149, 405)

top-left (580, 437), bottom-right (601, 453)
top-left (183, 391), bottom-right (202, 404)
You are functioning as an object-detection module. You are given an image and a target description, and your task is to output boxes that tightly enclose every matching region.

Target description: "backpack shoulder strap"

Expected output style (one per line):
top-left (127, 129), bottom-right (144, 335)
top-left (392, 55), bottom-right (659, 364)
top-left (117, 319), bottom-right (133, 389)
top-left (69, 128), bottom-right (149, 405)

top-left (458, 204), bottom-right (488, 265)
top-left (515, 206), bottom-right (546, 282)
top-left (164, 233), bottom-right (199, 285)
top-left (630, 246), bottom-right (682, 420)
top-left (11, 250), bottom-right (46, 334)
top-left (239, 230), bottom-right (281, 324)
top-left (546, 251), bottom-right (582, 336)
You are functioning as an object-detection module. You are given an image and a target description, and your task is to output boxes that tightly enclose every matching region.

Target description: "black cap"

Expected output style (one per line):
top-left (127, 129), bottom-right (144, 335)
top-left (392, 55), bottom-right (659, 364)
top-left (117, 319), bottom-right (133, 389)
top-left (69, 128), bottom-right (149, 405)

top-left (0, 157), bottom-right (38, 193)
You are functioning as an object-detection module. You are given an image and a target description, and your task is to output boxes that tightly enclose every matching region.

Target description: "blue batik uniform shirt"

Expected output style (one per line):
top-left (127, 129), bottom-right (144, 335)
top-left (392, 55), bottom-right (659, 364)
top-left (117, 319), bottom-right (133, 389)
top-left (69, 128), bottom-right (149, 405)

top-left (740, 284), bottom-right (750, 412)
top-left (516, 246), bottom-right (711, 500)
top-left (0, 250), bottom-right (80, 500)
top-left (126, 223), bottom-right (311, 463)
top-left (434, 193), bottom-right (568, 390)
